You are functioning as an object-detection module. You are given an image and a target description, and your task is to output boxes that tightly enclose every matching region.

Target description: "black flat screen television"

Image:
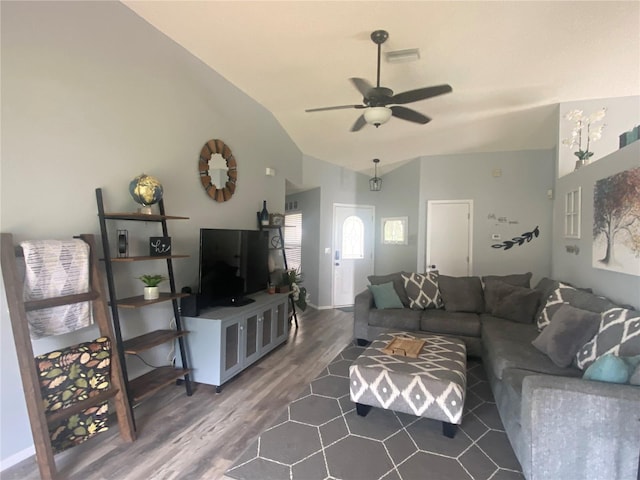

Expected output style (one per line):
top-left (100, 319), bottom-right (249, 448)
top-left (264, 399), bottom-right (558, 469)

top-left (198, 228), bottom-right (269, 307)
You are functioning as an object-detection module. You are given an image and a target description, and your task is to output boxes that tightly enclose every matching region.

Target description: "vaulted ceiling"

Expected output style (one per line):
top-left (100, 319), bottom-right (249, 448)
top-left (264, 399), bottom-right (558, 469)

top-left (123, 1), bottom-right (640, 174)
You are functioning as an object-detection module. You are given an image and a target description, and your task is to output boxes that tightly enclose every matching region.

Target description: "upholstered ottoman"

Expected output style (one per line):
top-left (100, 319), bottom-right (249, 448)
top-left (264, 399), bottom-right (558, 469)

top-left (349, 332), bottom-right (467, 437)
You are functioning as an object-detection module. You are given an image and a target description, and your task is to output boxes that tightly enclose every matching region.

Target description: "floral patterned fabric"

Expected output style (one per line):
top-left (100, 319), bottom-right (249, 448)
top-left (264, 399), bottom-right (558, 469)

top-left (35, 337), bottom-right (111, 453)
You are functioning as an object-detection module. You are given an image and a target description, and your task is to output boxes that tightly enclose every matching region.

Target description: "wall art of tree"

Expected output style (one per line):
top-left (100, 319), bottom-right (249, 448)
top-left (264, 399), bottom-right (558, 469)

top-left (592, 167), bottom-right (640, 275)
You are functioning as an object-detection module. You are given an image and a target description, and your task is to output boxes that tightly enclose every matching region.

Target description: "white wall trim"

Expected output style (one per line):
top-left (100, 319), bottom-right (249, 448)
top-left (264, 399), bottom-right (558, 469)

top-left (1, 445), bottom-right (35, 472)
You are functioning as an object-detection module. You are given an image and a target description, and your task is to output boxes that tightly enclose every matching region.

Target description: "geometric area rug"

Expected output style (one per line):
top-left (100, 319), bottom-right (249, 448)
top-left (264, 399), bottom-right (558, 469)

top-left (226, 343), bottom-right (524, 480)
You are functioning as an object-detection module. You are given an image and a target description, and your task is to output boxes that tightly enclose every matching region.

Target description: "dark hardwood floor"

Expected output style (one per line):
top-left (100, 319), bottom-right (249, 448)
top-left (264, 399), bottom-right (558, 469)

top-left (3, 308), bottom-right (354, 480)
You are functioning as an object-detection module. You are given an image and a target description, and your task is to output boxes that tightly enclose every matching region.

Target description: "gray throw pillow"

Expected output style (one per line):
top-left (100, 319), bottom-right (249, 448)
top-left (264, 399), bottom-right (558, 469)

top-left (490, 281), bottom-right (541, 324)
top-left (401, 271), bottom-right (442, 310)
top-left (438, 275), bottom-right (484, 313)
top-left (483, 272), bottom-right (532, 312)
top-left (576, 308), bottom-right (640, 370)
top-left (368, 272), bottom-right (410, 307)
top-left (532, 304), bottom-right (601, 367)
top-left (533, 277), bottom-right (560, 320)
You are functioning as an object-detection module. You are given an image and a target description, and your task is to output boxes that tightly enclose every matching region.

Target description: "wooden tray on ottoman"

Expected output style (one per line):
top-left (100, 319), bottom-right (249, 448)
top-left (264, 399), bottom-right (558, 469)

top-left (382, 335), bottom-right (425, 358)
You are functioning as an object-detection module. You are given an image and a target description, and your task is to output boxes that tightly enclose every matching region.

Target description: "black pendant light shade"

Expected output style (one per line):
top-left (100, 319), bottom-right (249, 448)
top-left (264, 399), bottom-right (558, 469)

top-left (369, 158), bottom-right (382, 191)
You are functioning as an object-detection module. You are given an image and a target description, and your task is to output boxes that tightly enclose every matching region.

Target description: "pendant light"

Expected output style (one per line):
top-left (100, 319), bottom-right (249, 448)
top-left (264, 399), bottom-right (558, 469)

top-left (369, 158), bottom-right (382, 191)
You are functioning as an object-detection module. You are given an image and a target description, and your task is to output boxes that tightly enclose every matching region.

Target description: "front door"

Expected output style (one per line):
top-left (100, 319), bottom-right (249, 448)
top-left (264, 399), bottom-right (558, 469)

top-left (332, 204), bottom-right (375, 307)
top-left (426, 200), bottom-right (473, 276)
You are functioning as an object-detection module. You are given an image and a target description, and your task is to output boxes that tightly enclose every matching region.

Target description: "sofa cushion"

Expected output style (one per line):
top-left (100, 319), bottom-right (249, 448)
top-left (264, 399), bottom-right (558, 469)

top-left (420, 310), bottom-right (481, 338)
top-left (367, 282), bottom-right (404, 309)
top-left (630, 364), bottom-right (640, 386)
top-left (490, 282), bottom-right (541, 324)
top-left (368, 308), bottom-right (422, 331)
top-left (481, 315), bottom-right (582, 380)
top-left (438, 275), bottom-right (484, 313)
top-left (576, 308), bottom-right (640, 370)
top-left (368, 272), bottom-right (410, 307)
top-left (532, 304), bottom-right (601, 367)
top-left (483, 272), bottom-right (532, 312)
top-left (401, 271), bottom-right (443, 310)
top-left (536, 282), bottom-right (618, 331)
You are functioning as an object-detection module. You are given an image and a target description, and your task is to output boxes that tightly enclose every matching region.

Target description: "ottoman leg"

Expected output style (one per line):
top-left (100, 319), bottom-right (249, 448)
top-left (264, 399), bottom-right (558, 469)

top-left (356, 403), bottom-right (372, 417)
top-left (442, 422), bottom-right (458, 438)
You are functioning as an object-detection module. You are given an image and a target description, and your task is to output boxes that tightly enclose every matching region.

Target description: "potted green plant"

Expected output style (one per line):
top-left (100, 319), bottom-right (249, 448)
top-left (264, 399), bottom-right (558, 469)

top-left (283, 268), bottom-right (308, 311)
top-left (138, 274), bottom-right (167, 300)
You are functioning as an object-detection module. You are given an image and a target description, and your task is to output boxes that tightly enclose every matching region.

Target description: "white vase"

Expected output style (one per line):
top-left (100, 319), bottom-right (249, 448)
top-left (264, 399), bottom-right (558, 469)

top-left (144, 286), bottom-right (159, 300)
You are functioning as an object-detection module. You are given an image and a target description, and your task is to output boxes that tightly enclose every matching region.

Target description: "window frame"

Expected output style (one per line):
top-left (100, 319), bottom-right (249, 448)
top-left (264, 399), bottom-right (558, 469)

top-left (564, 187), bottom-right (581, 239)
top-left (381, 216), bottom-right (409, 245)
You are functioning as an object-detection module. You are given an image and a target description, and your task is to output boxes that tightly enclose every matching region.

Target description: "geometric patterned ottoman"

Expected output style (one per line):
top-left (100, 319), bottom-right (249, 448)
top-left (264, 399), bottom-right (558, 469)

top-left (349, 332), bottom-right (467, 438)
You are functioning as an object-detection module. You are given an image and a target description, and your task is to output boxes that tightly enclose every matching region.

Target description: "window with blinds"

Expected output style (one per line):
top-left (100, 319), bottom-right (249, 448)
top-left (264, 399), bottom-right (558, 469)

top-left (284, 213), bottom-right (302, 271)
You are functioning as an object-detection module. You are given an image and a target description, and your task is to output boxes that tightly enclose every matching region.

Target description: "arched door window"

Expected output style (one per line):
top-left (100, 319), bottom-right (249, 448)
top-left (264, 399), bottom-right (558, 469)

top-left (342, 216), bottom-right (364, 259)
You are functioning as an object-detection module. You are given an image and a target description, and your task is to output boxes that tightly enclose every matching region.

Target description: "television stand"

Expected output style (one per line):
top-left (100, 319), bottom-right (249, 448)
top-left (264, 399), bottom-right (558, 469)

top-left (178, 292), bottom-right (289, 391)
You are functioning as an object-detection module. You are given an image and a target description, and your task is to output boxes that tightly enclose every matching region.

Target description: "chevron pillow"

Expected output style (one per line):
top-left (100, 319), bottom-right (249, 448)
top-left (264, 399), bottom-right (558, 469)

top-left (536, 282), bottom-right (576, 331)
top-left (401, 272), bottom-right (442, 310)
top-left (575, 308), bottom-right (640, 370)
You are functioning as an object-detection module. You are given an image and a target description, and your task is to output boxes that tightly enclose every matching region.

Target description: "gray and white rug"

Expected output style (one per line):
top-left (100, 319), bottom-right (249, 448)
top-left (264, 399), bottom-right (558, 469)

top-left (226, 343), bottom-right (523, 480)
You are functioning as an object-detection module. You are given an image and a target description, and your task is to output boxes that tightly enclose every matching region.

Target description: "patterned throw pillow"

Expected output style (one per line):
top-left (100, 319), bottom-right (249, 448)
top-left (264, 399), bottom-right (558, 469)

top-left (575, 308), bottom-right (640, 370)
top-left (536, 282), bottom-right (576, 331)
top-left (401, 272), bottom-right (442, 310)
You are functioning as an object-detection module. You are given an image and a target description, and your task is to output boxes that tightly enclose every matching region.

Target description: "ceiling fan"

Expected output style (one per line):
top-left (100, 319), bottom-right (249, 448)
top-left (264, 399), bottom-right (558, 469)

top-left (305, 30), bottom-right (453, 132)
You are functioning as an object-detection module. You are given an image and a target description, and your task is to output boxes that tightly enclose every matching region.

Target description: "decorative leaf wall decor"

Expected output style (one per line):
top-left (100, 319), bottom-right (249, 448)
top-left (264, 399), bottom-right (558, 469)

top-left (492, 226), bottom-right (540, 250)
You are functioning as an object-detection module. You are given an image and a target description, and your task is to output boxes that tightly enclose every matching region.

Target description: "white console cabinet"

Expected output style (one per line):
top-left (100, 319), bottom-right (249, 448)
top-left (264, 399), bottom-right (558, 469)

top-left (179, 293), bottom-right (289, 391)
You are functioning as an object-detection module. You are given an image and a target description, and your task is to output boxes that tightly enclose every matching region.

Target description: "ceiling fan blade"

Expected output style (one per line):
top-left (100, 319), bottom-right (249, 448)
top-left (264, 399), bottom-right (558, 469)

top-left (390, 106), bottom-right (431, 124)
top-left (350, 78), bottom-right (374, 98)
top-left (306, 104), bottom-right (365, 112)
top-left (390, 84), bottom-right (453, 105)
top-left (350, 114), bottom-right (367, 132)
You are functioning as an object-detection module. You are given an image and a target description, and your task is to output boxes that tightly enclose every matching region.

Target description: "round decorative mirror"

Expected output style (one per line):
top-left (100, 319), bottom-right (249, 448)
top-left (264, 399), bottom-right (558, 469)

top-left (198, 139), bottom-right (237, 202)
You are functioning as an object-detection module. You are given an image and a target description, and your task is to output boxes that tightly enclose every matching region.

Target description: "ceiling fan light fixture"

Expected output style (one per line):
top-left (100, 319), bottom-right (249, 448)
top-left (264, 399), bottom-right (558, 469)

top-left (364, 107), bottom-right (392, 127)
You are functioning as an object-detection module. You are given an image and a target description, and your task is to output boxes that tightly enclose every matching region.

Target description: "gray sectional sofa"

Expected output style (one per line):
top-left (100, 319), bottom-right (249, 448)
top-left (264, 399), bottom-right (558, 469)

top-left (353, 272), bottom-right (640, 480)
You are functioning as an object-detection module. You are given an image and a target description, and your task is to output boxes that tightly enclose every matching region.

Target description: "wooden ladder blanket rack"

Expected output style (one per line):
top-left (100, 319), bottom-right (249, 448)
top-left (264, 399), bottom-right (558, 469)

top-left (1, 233), bottom-right (135, 480)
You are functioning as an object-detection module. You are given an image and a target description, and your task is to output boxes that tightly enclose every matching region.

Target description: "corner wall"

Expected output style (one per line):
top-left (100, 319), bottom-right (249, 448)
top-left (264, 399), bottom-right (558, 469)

top-left (552, 142), bottom-right (640, 309)
top-left (417, 150), bottom-right (555, 285)
top-left (0, 1), bottom-right (301, 466)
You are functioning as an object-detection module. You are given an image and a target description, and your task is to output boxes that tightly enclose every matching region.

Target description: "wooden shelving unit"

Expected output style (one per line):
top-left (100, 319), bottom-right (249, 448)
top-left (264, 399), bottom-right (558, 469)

top-left (259, 221), bottom-right (298, 328)
top-left (95, 188), bottom-right (192, 427)
top-left (1, 233), bottom-right (136, 480)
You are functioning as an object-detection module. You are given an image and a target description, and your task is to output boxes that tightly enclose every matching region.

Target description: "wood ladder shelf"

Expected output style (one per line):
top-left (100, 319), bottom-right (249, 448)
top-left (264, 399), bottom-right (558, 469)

top-left (0, 233), bottom-right (136, 480)
top-left (259, 221), bottom-right (298, 328)
top-left (95, 188), bottom-right (193, 426)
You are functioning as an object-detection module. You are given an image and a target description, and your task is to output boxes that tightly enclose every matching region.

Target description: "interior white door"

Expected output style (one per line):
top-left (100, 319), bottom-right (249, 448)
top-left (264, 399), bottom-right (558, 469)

top-left (332, 204), bottom-right (375, 307)
top-left (426, 201), bottom-right (473, 276)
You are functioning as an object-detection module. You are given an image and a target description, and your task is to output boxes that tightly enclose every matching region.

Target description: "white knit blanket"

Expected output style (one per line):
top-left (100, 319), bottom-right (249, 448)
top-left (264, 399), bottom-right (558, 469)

top-left (20, 240), bottom-right (92, 339)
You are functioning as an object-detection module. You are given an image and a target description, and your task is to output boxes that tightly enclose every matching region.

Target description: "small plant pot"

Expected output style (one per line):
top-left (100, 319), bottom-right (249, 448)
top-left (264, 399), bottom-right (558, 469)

top-left (144, 286), bottom-right (160, 300)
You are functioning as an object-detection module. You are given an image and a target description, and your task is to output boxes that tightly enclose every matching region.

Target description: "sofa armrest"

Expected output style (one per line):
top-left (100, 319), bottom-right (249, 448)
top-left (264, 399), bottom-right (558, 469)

top-left (353, 289), bottom-right (374, 342)
top-left (521, 375), bottom-right (640, 480)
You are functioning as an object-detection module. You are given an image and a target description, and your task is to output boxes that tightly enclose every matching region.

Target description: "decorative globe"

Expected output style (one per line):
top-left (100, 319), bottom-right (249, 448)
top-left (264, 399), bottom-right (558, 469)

top-left (129, 174), bottom-right (163, 207)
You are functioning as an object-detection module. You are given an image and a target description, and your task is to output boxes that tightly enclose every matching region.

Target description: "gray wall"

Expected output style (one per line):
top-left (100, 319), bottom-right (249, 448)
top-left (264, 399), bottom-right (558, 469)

top-left (552, 142), bottom-right (640, 309)
top-left (368, 160), bottom-right (422, 275)
top-left (0, 1), bottom-right (301, 466)
top-left (417, 150), bottom-right (555, 285)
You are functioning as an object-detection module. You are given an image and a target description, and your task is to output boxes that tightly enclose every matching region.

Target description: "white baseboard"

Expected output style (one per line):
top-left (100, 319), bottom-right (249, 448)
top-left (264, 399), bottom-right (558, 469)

top-left (1, 444), bottom-right (35, 472)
